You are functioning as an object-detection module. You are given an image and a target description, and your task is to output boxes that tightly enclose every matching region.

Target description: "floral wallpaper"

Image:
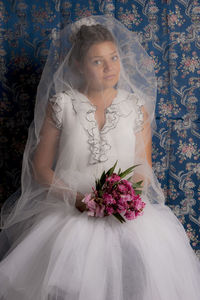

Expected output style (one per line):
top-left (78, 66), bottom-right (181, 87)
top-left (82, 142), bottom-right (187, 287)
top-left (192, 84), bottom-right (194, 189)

top-left (0, 0), bottom-right (199, 256)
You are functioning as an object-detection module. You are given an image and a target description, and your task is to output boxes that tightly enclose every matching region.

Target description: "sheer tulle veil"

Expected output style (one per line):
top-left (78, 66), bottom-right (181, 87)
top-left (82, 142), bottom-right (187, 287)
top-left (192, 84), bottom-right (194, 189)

top-left (0, 15), bottom-right (165, 242)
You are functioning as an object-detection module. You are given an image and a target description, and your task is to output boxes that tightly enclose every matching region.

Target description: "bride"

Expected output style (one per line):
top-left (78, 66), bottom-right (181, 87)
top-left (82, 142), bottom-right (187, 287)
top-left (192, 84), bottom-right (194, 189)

top-left (0, 15), bottom-right (200, 300)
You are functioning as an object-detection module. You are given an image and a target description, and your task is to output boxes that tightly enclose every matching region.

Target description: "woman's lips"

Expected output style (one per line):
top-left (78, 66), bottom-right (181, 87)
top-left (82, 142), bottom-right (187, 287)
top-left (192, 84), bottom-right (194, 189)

top-left (104, 74), bottom-right (116, 80)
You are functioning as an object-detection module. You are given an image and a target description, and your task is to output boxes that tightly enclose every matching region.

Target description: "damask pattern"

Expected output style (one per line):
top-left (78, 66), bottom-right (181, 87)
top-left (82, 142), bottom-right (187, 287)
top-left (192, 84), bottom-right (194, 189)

top-left (0, 0), bottom-right (199, 256)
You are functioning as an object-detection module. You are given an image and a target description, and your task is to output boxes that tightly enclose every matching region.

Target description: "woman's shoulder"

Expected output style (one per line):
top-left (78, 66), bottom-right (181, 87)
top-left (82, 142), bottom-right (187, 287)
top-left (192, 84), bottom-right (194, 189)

top-left (117, 89), bottom-right (144, 133)
top-left (49, 90), bottom-right (78, 115)
top-left (49, 90), bottom-right (75, 105)
top-left (117, 89), bottom-right (144, 108)
top-left (48, 90), bottom-right (76, 129)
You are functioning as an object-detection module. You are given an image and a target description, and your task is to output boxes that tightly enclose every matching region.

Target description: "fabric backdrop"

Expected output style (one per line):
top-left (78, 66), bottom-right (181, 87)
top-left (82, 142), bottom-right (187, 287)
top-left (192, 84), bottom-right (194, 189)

top-left (0, 0), bottom-right (199, 256)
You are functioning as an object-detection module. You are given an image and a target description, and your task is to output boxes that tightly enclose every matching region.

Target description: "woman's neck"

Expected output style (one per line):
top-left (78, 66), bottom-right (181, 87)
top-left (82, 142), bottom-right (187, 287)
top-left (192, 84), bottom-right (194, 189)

top-left (79, 87), bottom-right (117, 109)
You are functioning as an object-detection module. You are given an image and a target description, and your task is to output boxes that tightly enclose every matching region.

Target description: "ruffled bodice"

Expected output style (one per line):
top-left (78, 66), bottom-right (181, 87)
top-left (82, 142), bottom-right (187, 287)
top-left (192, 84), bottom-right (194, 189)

top-left (49, 89), bottom-right (144, 168)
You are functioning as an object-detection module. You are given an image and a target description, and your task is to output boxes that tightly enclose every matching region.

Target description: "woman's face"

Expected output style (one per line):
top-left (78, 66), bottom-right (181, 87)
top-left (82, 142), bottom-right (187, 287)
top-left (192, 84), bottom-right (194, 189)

top-left (80, 41), bottom-right (120, 92)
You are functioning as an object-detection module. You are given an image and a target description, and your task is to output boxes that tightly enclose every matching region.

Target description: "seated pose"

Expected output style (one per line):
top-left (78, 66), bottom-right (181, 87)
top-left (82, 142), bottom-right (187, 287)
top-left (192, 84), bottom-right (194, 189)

top-left (0, 16), bottom-right (200, 300)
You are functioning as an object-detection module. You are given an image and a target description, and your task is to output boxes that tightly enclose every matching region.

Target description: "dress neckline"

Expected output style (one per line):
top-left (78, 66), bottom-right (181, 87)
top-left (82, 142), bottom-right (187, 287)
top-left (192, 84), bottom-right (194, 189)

top-left (74, 89), bottom-right (122, 131)
top-left (70, 89), bottom-right (135, 164)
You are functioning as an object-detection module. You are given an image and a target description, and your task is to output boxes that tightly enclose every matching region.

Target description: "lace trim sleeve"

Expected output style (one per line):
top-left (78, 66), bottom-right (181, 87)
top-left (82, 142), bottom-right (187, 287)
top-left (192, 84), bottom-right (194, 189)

top-left (48, 93), bottom-right (65, 129)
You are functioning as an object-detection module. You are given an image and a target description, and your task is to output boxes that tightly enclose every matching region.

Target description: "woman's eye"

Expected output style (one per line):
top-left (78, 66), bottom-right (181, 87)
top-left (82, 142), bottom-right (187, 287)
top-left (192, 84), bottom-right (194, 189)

top-left (112, 55), bottom-right (118, 61)
top-left (93, 60), bottom-right (102, 65)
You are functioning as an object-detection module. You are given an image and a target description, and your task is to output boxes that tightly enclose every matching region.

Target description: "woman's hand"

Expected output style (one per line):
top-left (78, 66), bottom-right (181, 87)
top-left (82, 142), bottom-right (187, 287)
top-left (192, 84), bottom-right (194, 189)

top-left (75, 192), bottom-right (87, 213)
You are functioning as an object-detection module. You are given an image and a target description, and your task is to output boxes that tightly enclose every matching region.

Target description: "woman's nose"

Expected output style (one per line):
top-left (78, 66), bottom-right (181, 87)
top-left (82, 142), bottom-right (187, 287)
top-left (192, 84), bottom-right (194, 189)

top-left (103, 60), bottom-right (113, 72)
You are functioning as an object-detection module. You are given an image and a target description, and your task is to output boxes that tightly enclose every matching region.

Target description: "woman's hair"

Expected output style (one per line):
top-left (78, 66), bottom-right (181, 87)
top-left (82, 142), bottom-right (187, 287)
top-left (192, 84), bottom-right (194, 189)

top-left (68, 24), bottom-right (116, 67)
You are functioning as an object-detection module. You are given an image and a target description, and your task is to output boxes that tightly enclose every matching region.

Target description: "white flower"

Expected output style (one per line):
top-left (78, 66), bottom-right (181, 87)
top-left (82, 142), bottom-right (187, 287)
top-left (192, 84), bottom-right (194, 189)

top-left (70, 17), bottom-right (98, 42)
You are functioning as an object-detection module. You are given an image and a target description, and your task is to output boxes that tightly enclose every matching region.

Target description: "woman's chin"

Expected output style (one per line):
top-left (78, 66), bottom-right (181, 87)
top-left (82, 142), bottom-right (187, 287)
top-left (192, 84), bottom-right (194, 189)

top-left (101, 80), bottom-right (119, 90)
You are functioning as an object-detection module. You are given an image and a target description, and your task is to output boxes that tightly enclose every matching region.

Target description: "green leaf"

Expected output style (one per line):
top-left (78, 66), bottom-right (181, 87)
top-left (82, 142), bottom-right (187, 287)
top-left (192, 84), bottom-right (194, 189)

top-left (118, 168), bottom-right (121, 175)
top-left (98, 190), bottom-right (103, 197)
top-left (119, 164), bottom-right (140, 179)
top-left (100, 170), bottom-right (106, 181)
top-left (132, 181), bottom-right (143, 188)
top-left (107, 160), bottom-right (118, 176)
top-left (132, 180), bottom-right (143, 195)
top-left (95, 179), bottom-right (101, 191)
top-left (99, 171), bottom-right (106, 187)
top-left (136, 180), bottom-right (143, 185)
top-left (135, 190), bottom-right (142, 195)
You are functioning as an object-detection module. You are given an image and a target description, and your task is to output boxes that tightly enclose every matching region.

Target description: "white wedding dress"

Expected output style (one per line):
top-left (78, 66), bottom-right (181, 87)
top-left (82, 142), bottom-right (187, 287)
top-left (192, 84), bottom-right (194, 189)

top-left (0, 89), bottom-right (200, 300)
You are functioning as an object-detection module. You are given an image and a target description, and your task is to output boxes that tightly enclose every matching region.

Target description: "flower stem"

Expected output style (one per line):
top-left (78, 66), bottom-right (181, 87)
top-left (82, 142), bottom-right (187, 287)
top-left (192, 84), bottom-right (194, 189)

top-left (113, 213), bottom-right (126, 223)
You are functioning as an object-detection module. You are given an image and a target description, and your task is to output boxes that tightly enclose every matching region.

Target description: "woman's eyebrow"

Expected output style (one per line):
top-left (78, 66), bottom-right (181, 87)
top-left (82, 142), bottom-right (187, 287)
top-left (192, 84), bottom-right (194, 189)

top-left (90, 51), bottom-right (118, 59)
top-left (109, 51), bottom-right (118, 56)
top-left (90, 55), bottom-right (103, 58)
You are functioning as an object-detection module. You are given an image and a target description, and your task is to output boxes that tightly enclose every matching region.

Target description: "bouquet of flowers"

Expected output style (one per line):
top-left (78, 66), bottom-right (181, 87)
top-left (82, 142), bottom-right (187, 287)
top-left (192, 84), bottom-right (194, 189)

top-left (82, 161), bottom-right (145, 223)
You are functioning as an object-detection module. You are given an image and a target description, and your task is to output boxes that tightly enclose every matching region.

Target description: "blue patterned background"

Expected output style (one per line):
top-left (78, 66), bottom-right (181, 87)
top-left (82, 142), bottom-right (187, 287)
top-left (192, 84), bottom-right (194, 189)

top-left (0, 0), bottom-right (199, 256)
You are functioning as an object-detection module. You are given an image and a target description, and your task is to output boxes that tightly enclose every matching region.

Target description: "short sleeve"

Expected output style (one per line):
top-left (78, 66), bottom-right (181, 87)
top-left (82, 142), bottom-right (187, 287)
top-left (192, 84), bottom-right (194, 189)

top-left (48, 93), bottom-right (65, 129)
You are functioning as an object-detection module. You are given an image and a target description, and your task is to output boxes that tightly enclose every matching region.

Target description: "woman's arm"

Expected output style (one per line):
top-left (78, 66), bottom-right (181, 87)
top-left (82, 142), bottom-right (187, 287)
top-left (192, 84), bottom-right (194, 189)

top-left (132, 106), bottom-right (152, 184)
top-left (33, 104), bottom-right (61, 187)
top-left (32, 104), bottom-right (86, 211)
top-left (138, 106), bottom-right (152, 167)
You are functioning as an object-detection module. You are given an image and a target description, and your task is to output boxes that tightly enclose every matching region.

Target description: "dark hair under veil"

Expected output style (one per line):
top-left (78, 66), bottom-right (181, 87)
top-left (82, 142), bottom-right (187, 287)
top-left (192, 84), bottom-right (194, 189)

top-left (68, 24), bottom-right (116, 67)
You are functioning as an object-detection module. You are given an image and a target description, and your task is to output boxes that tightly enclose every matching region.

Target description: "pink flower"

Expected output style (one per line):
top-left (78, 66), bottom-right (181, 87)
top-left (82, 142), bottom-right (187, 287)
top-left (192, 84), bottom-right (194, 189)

top-left (106, 206), bottom-right (114, 215)
top-left (106, 173), bottom-right (121, 185)
top-left (124, 210), bottom-right (136, 220)
top-left (117, 183), bottom-right (128, 193)
top-left (82, 163), bottom-right (145, 222)
top-left (136, 210), bottom-right (144, 217)
top-left (134, 198), bottom-right (144, 210)
top-left (82, 194), bottom-right (99, 216)
top-left (102, 193), bottom-right (116, 204)
top-left (87, 199), bottom-right (97, 216)
top-left (95, 205), bottom-right (105, 218)
top-left (111, 190), bottom-right (120, 200)
top-left (117, 202), bottom-right (127, 213)
top-left (118, 198), bottom-right (128, 209)
top-left (121, 179), bottom-right (132, 188)
top-left (82, 193), bottom-right (92, 204)
top-left (82, 194), bottom-right (105, 217)
top-left (120, 194), bottom-right (132, 202)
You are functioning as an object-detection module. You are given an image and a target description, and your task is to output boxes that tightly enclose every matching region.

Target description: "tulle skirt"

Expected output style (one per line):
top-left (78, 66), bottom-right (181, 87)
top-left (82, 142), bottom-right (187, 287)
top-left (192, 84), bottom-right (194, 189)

top-left (0, 200), bottom-right (200, 300)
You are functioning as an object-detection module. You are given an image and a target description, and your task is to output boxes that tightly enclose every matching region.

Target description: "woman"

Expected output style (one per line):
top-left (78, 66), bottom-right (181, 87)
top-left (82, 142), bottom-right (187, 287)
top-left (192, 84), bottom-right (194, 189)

top-left (0, 16), bottom-right (200, 300)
